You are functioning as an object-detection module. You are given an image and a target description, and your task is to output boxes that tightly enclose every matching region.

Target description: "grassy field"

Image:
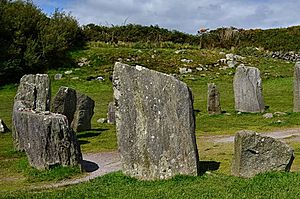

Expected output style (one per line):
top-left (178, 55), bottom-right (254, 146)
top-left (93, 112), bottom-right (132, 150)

top-left (1, 42), bottom-right (300, 197)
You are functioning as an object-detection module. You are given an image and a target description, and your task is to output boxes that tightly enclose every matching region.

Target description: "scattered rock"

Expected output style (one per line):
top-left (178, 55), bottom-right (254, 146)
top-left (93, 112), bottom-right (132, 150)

top-left (54, 74), bottom-right (62, 80)
top-left (72, 77), bottom-right (79, 80)
top-left (179, 68), bottom-right (192, 74)
top-left (97, 118), bottom-right (107, 123)
top-left (181, 58), bottom-right (193, 63)
top-left (263, 113), bottom-right (273, 119)
top-left (175, 50), bottom-right (186, 54)
top-left (113, 62), bottom-right (200, 180)
top-left (274, 112), bottom-right (287, 116)
top-left (196, 67), bottom-right (203, 71)
top-left (71, 93), bottom-right (95, 132)
top-left (207, 83), bottom-right (221, 114)
top-left (77, 57), bottom-right (90, 67)
top-left (293, 62), bottom-right (300, 112)
top-left (232, 130), bottom-right (294, 178)
top-left (65, 70), bottom-right (73, 75)
top-left (233, 65), bottom-right (264, 113)
top-left (107, 102), bottom-right (116, 124)
top-left (0, 119), bottom-right (9, 133)
top-left (227, 60), bottom-right (236, 68)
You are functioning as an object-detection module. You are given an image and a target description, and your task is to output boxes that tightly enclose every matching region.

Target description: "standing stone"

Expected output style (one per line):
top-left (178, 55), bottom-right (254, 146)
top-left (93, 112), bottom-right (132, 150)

top-left (0, 119), bottom-right (9, 133)
top-left (293, 62), bottom-right (300, 112)
top-left (113, 62), bottom-right (200, 180)
top-left (71, 93), bottom-right (95, 132)
top-left (107, 102), bottom-right (116, 124)
top-left (232, 130), bottom-right (294, 178)
top-left (52, 87), bottom-right (77, 126)
top-left (207, 83), bottom-right (221, 114)
top-left (233, 65), bottom-right (264, 112)
top-left (14, 74), bottom-right (51, 111)
top-left (13, 101), bottom-right (82, 170)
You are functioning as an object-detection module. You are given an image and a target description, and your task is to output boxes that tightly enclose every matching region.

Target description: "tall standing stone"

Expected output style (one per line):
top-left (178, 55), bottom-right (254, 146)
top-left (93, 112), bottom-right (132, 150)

top-left (14, 74), bottom-right (51, 111)
top-left (71, 93), bottom-right (95, 132)
top-left (113, 62), bottom-right (200, 180)
top-left (233, 65), bottom-right (264, 113)
top-left (207, 83), bottom-right (221, 114)
top-left (107, 102), bottom-right (116, 124)
top-left (293, 62), bottom-right (300, 112)
top-left (232, 130), bottom-right (294, 178)
top-left (52, 86), bottom-right (77, 125)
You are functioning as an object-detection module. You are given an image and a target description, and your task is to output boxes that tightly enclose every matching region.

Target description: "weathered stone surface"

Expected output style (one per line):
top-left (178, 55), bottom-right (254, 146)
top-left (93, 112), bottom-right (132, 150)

top-left (107, 102), bottom-right (116, 124)
top-left (71, 93), bottom-right (95, 132)
top-left (14, 74), bottom-right (51, 111)
top-left (0, 119), bottom-right (9, 133)
top-left (233, 65), bottom-right (264, 112)
top-left (207, 83), bottom-right (221, 114)
top-left (52, 87), bottom-right (77, 125)
top-left (13, 101), bottom-right (82, 170)
top-left (113, 62), bottom-right (200, 180)
top-left (232, 130), bottom-right (294, 178)
top-left (293, 62), bottom-right (300, 112)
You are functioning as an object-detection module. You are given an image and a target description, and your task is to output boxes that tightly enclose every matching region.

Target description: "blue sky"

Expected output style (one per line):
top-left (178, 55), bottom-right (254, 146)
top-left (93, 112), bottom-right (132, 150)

top-left (33, 0), bottom-right (300, 34)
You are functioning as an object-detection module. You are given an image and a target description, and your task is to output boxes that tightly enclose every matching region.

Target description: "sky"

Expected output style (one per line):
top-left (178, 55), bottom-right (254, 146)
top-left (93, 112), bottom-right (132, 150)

top-left (32, 0), bottom-right (300, 34)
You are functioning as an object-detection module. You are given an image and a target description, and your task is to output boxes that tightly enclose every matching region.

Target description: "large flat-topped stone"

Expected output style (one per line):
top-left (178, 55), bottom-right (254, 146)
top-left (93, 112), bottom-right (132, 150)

top-left (293, 62), bottom-right (300, 112)
top-left (13, 101), bottom-right (82, 169)
top-left (14, 74), bottom-right (51, 111)
top-left (113, 62), bottom-right (200, 180)
top-left (232, 130), bottom-right (294, 178)
top-left (233, 65), bottom-right (264, 112)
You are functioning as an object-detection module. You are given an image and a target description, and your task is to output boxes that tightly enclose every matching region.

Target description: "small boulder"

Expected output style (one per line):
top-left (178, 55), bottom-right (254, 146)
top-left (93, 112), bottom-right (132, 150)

top-left (0, 119), bottom-right (9, 133)
top-left (232, 130), bottom-right (294, 178)
top-left (54, 74), bottom-right (62, 80)
top-left (263, 113), bottom-right (273, 119)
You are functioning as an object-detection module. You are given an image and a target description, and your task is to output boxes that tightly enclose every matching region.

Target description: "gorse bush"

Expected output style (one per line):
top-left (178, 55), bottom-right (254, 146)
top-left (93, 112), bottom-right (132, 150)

top-left (0, 0), bottom-right (82, 85)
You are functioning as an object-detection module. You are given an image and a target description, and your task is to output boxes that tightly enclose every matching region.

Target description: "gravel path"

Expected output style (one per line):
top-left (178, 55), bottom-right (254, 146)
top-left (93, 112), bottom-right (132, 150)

top-left (33, 128), bottom-right (300, 189)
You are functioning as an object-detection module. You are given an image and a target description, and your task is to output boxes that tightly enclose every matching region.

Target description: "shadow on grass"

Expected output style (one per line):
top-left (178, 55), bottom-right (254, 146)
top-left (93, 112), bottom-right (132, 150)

top-left (77, 132), bottom-right (102, 139)
top-left (88, 128), bottom-right (109, 132)
top-left (78, 140), bottom-right (90, 145)
top-left (81, 160), bottom-right (99, 172)
top-left (199, 161), bottom-right (220, 175)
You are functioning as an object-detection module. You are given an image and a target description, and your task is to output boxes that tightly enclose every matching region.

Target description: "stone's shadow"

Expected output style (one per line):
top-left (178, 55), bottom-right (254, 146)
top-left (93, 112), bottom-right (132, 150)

top-left (81, 160), bottom-right (99, 172)
top-left (199, 161), bottom-right (221, 174)
top-left (89, 128), bottom-right (109, 132)
top-left (78, 140), bottom-right (90, 145)
top-left (77, 132), bottom-right (102, 139)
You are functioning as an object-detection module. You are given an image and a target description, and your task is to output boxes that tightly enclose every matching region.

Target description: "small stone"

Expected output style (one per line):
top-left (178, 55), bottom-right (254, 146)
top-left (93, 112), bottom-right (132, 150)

top-left (64, 70), bottom-right (73, 75)
top-left (225, 113), bottom-right (231, 116)
top-left (0, 119), bottom-right (9, 133)
top-left (181, 58), bottom-right (193, 63)
top-left (97, 118), bottom-right (107, 123)
top-left (263, 113), bottom-right (273, 119)
top-left (71, 77), bottom-right (79, 80)
top-left (54, 74), bottom-right (62, 80)
top-left (274, 112), bottom-right (287, 116)
top-left (179, 68), bottom-right (192, 74)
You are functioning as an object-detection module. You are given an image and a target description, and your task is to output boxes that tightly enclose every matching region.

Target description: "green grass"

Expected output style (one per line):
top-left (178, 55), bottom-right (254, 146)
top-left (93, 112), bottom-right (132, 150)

top-left (3, 171), bottom-right (300, 199)
top-left (1, 42), bottom-right (300, 195)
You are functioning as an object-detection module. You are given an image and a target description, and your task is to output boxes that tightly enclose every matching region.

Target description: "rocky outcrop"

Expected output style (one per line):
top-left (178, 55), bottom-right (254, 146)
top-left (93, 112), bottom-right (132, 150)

top-left (233, 65), bottom-right (264, 113)
top-left (71, 93), bottom-right (95, 132)
top-left (232, 130), bottom-right (294, 178)
top-left (293, 62), bottom-right (300, 112)
top-left (207, 83), bottom-right (221, 114)
top-left (113, 62), bottom-right (200, 180)
top-left (52, 87), bottom-right (94, 132)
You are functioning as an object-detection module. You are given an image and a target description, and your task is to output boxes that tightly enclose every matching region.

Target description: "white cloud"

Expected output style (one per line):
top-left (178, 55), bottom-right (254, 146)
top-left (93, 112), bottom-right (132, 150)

top-left (34, 0), bottom-right (300, 34)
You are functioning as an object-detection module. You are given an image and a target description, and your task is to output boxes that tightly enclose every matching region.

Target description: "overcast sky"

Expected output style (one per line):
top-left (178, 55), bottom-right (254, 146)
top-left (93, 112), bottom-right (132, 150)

top-left (33, 0), bottom-right (300, 34)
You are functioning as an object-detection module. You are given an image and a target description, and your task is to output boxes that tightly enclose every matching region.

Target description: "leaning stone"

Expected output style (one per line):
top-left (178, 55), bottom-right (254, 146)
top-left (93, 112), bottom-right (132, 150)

top-left (13, 102), bottom-right (82, 170)
top-left (52, 86), bottom-right (77, 125)
top-left (232, 130), bottom-right (294, 178)
top-left (14, 74), bottom-right (51, 111)
top-left (113, 62), bottom-right (200, 180)
top-left (207, 83), bottom-right (221, 114)
top-left (233, 65), bottom-right (264, 113)
top-left (0, 119), bottom-right (9, 133)
top-left (293, 62), bottom-right (300, 112)
top-left (71, 92), bottom-right (95, 132)
top-left (107, 102), bottom-right (116, 124)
